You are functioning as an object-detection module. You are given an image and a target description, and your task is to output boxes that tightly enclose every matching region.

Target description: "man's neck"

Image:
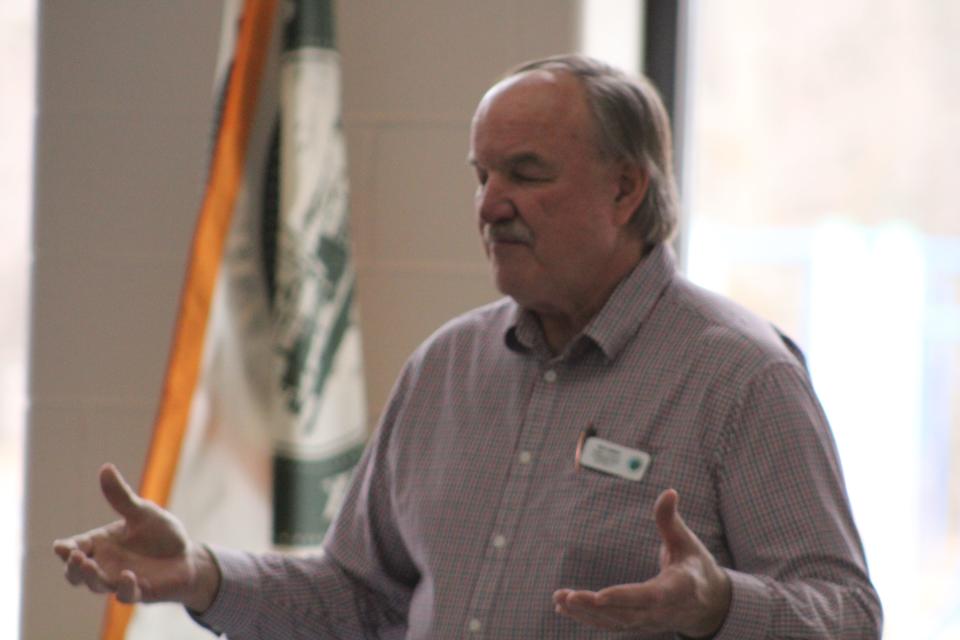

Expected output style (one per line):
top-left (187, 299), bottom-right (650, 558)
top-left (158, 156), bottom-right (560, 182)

top-left (536, 245), bottom-right (648, 354)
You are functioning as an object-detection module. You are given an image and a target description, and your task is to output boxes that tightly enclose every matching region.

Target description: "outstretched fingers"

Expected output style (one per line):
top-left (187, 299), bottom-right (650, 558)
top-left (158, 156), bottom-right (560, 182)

top-left (553, 489), bottom-right (731, 637)
top-left (99, 463), bottom-right (143, 521)
top-left (116, 570), bottom-right (144, 604)
top-left (554, 590), bottom-right (631, 630)
top-left (54, 528), bottom-right (103, 562)
top-left (595, 580), bottom-right (664, 609)
top-left (66, 549), bottom-right (114, 594)
top-left (53, 537), bottom-right (77, 562)
top-left (654, 489), bottom-right (695, 558)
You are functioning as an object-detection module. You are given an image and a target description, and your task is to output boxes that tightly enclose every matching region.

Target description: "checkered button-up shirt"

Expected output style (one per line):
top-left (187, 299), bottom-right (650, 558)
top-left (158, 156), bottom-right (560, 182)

top-left (198, 244), bottom-right (881, 639)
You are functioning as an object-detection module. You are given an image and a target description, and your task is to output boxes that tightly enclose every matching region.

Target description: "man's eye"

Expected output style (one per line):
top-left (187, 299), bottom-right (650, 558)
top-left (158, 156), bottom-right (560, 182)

top-left (512, 173), bottom-right (544, 183)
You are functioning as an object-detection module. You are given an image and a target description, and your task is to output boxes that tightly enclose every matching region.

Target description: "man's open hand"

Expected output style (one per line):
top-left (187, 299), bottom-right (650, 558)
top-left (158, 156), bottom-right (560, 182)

top-left (553, 489), bottom-right (731, 638)
top-left (52, 464), bottom-right (220, 612)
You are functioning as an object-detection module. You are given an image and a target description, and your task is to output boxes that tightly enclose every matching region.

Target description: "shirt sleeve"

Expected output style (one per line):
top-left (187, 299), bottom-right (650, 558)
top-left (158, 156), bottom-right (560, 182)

top-left (190, 545), bottom-right (407, 639)
top-left (710, 361), bottom-right (882, 639)
top-left (192, 377), bottom-right (419, 639)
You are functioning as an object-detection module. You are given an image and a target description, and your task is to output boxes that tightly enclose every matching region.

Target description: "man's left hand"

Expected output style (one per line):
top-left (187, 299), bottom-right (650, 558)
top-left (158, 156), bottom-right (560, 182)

top-left (553, 489), bottom-right (731, 638)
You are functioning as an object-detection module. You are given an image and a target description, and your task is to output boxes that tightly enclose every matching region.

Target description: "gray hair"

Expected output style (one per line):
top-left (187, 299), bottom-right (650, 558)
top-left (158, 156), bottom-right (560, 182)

top-left (508, 54), bottom-right (679, 246)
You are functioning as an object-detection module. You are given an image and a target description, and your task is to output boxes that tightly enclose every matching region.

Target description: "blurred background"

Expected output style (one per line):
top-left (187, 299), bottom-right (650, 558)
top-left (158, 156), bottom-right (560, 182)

top-left (4, 1), bottom-right (958, 637)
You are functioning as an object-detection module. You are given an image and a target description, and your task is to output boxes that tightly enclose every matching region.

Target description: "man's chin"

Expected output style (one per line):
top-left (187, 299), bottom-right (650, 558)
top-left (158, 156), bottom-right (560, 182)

top-left (492, 271), bottom-right (535, 305)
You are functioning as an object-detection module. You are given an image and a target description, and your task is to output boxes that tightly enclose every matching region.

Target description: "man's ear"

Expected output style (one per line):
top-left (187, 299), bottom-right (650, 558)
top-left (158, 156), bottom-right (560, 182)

top-left (613, 163), bottom-right (649, 226)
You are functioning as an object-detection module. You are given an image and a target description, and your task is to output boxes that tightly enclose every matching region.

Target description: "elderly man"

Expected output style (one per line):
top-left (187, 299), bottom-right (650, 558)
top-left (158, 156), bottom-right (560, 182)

top-left (55, 55), bottom-right (882, 638)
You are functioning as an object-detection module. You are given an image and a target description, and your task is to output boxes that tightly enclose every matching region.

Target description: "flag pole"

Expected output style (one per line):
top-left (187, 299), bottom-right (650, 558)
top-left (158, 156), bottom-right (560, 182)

top-left (100, 1), bottom-right (278, 638)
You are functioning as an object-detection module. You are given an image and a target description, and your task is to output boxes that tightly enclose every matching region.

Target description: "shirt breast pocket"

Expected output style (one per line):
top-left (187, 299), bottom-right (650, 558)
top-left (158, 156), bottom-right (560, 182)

top-left (547, 464), bottom-right (663, 590)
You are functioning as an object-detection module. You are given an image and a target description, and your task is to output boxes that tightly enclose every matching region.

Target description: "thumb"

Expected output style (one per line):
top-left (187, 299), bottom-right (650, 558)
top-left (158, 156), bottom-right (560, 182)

top-left (654, 488), bottom-right (696, 561)
top-left (99, 463), bottom-right (144, 520)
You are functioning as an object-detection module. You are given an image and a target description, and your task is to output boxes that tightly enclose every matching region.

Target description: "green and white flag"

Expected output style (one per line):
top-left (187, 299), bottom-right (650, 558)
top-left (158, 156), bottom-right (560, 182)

top-left (121, 1), bottom-right (364, 637)
top-left (268, 0), bottom-right (366, 548)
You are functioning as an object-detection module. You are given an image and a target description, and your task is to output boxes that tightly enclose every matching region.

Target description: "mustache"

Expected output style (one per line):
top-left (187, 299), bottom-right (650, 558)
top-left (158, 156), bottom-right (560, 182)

top-left (483, 219), bottom-right (534, 245)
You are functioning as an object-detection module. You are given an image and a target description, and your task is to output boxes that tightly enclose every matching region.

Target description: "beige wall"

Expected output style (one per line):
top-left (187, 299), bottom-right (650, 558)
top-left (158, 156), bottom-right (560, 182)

top-left (339, 1), bottom-right (578, 424)
top-left (22, 1), bottom-right (578, 637)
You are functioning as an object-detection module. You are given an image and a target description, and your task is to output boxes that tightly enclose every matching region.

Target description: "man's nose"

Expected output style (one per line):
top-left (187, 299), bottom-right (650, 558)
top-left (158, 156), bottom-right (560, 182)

top-left (476, 178), bottom-right (516, 224)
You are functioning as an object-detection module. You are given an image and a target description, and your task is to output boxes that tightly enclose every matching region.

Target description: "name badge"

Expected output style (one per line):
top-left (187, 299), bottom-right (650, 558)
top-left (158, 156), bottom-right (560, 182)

top-left (580, 437), bottom-right (651, 481)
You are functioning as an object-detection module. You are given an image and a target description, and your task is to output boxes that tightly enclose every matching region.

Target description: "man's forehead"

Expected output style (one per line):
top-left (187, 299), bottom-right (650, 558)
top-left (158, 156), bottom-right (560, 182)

top-left (475, 69), bottom-right (585, 121)
top-left (485, 69), bottom-right (569, 100)
top-left (470, 69), bottom-right (593, 157)
top-left (467, 149), bottom-right (555, 172)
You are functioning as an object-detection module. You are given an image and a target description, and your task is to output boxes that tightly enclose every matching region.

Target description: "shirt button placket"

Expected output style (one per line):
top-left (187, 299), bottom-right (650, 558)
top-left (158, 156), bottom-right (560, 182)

top-left (464, 362), bottom-right (559, 637)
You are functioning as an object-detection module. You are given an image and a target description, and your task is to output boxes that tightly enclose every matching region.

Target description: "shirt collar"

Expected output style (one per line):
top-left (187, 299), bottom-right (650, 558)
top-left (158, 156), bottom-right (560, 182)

top-left (504, 243), bottom-right (677, 362)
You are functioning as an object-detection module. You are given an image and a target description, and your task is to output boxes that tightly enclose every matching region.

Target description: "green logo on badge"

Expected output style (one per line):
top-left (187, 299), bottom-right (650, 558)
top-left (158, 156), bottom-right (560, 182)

top-left (628, 458), bottom-right (642, 471)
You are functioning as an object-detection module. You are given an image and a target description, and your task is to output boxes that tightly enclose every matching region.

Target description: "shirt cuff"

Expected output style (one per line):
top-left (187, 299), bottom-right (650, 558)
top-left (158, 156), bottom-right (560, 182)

top-left (189, 545), bottom-right (264, 636)
top-left (706, 569), bottom-right (772, 640)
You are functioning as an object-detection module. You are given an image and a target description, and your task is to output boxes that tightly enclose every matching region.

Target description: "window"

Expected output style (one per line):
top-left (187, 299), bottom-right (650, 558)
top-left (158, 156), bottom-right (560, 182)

top-left (579, 0), bottom-right (642, 75)
top-left (0, 1), bottom-right (35, 638)
top-left (686, 2), bottom-right (960, 637)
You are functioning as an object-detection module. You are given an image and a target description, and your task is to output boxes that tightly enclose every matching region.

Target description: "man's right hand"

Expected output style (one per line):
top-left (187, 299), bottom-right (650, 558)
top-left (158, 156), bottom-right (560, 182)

top-left (52, 464), bottom-right (221, 613)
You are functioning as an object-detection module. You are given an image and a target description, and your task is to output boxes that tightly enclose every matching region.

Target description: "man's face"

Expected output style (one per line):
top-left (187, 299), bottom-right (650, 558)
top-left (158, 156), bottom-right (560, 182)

top-left (468, 71), bottom-right (639, 320)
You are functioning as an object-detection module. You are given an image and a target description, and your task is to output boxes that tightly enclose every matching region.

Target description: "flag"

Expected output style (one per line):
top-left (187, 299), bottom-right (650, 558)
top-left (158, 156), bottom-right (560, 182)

top-left (102, 1), bottom-right (366, 637)
top-left (268, 0), bottom-right (366, 549)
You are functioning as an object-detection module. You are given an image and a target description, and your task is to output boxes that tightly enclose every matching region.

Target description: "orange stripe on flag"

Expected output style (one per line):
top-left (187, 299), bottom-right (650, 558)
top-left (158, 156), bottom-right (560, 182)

top-left (100, 1), bottom-right (278, 638)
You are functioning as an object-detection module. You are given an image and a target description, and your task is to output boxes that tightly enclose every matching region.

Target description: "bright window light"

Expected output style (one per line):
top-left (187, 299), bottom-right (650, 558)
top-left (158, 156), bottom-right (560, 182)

top-left (686, 3), bottom-right (960, 638)
top-left (579, 0), bottom-right (641, 75)
top-left (0, 1), bottom-right (35, 639)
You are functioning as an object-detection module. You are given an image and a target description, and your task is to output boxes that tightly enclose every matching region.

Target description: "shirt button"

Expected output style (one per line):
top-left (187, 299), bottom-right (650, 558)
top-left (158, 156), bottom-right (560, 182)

top-left (518, 450), bottom-right (532, 464)
top-left (468, 618), bottom-right (482, 632)
top-left (543, 369), bottom-right (557, 383)
top-left (492, 534), bottom-right (506, 548)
